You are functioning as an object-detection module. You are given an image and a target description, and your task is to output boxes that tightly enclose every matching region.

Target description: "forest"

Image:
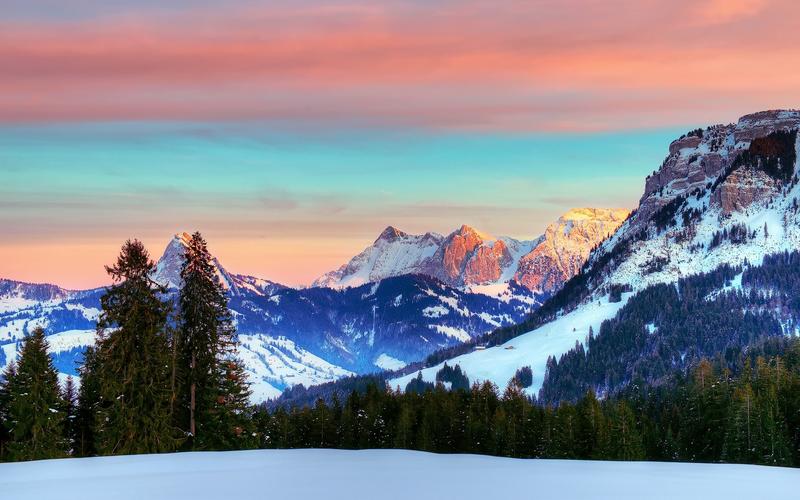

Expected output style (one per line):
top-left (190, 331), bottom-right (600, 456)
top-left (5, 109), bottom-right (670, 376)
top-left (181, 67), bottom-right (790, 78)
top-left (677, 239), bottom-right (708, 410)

top-left (2, 237), bottom-right (800, 469)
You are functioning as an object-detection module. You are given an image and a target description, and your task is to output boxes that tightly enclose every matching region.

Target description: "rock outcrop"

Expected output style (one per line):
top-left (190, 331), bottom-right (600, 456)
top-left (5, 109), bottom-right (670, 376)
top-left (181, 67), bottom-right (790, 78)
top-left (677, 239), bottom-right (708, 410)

top-left (514, 208), bottom-right (630, 292)
top-left (634, 110), bottom-right (800, 228)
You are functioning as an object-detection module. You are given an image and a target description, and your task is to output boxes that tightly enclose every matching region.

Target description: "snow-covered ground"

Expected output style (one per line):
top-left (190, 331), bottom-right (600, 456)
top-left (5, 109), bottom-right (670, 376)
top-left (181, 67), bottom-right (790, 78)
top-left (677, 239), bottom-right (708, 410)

top-left (391, 292), bottom-right (632, 395)
top-left (1, 449), bottom-right (798, 500)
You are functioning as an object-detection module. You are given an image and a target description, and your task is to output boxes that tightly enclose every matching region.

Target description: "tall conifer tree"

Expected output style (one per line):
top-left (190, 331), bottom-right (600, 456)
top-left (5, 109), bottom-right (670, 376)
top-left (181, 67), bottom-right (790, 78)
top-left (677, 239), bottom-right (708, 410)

top-left (3, 327), bottom-right (66, 461)
top-left (73, 346), bottom-right (101, 457)
top-left (94, 239), bottom-right (177, 455)
top-left (176, 231), bottom-right (247, 448)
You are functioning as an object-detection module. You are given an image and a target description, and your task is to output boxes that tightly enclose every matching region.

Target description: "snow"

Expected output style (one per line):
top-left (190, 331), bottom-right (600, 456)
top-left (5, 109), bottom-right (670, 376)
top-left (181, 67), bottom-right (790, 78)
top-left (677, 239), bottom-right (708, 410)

top-left (393, 293), bottom-right (631, 395)
top-left (1, 449), bottom-right (798, 500)
top-left (314, 230), bottom-right (443, 289)
top-left (430, 324), bottom-right (472, 343)
top-left (237, 334), bottom-right (354, 402)
top-left (422, 305), bottom-right (449, 318)
top-left (374, 353), bottom-right (407, 371)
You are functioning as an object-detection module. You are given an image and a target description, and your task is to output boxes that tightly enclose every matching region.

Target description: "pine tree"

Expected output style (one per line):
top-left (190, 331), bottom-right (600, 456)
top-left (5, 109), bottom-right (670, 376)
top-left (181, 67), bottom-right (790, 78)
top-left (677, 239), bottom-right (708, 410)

top-left (175, 232), bottom-right (240, 448)
top-left (198, 357), bottom-right (255, 450)
top-left (61, 375), bottom-right (76, 455)
top-left (608, 400), bottom-right (645, 460)
top-left (74, 346), bottom-right (100, 457)
top-left (93, 239), bottom-right (178, 455)
top-left (4, 327), bottom-right (67, 461)
top-left (0, 362), bottom-right (17, 460)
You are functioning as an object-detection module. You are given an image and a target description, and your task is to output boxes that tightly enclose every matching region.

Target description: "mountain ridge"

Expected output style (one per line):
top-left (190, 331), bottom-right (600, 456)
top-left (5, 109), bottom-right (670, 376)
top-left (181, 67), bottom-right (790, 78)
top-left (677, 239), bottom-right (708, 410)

top-left (313, 207), bottom-right (630, 293)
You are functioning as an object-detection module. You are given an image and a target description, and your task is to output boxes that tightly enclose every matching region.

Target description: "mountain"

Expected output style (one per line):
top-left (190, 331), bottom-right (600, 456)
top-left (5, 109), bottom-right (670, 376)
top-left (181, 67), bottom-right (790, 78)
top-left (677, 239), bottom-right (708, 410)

top-left (313, 208), bottom-right (629, 293)
top-left (153, 232), bottom-right (286, 297)
top-left (512, 208), bottom-right (630, 292)
top-left (390, 110), bottom-right (800, 399)
top-left (0, 234), bottom-right (542, 401)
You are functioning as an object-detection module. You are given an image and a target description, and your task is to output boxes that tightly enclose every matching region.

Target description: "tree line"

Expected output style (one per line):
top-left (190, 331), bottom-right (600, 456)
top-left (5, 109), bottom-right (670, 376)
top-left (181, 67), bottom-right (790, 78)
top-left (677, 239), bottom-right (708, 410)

top-left (258, 339), bottom-right (800, 466)
top-left (0, 233), bottom-right (252, 461)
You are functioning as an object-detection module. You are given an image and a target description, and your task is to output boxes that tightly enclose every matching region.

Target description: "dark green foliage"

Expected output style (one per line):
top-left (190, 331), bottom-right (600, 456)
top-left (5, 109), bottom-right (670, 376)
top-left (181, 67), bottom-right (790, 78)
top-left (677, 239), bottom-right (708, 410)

top-left (252, 339), bottom-right (800, 467)
top-left (61, 375), bottom-right (76, 454)
top-left (513, 366), bottom-right (533, 388)
top-left (652, 195), bottom-right (686, 232)
top-left (608, 283), bottom-right (631, 303)
top-left (0, 366), bottom-right (11, 460)
top-left (199, 358), bottom-right (256, 450)
top-left (175, 232), bottom-right (247, 450)
top-left (539, 260), bottom-right (787, 404)
top-left (734, 129), bottom-right (797, 183)
top-left (73, 346), bottom-right (100, 457)
top-left (2, 327), bottom-right (66, 461)
top-left (709, 223), bottom-right (752, 249)
top-left (435, 363), bottom-right (470, 391)
top-left (405, 372), bottom-right (435, 394)
top-left (713, 129), bottom-right (798, 190)
top-left (93, 239), bottom-right (178, 455)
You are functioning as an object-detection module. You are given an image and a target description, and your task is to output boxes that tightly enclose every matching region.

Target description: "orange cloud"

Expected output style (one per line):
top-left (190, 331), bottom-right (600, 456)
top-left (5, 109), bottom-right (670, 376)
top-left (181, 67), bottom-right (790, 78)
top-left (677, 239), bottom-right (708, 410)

top-left (0, 0), bottom-right (798, 130)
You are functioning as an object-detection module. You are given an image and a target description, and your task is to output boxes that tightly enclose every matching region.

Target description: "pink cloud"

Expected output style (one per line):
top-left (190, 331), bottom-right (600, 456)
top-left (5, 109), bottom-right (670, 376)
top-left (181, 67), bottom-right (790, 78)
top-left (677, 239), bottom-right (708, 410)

top-left (1, 0), bottom-right (798, 130)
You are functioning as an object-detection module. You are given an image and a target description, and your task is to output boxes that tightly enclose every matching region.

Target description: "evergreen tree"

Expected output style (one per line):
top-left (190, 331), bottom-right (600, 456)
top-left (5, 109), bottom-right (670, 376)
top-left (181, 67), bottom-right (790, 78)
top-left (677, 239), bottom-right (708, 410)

top-left (175, 232), bottom-right (240, 448)
top-left (3, 327), bottom-right (66, 461)
top-left (608, 400), bottom-right (645, 460)
top-left (73, 346), bottom-right (100, 457)
top-left (198, 358), bottom-right (255, 450)
top-left (93, 239), bottom-right (178, 455)
top-left (0, 362), bottom-right (17, 460)
top-left (61, 375), bottom-right (77, 455)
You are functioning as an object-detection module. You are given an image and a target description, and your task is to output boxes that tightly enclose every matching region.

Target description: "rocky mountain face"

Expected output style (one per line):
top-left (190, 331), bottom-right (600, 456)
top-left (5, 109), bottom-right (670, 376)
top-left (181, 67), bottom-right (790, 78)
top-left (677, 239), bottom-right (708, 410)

top-left (589, 109), bottom-right (800, 294)
top-left (0, 234), bottom-right (541, 401)
top-left (513, 208), bottom-right (629, 292)
top-left (314, 208), bottom-right (629, 293)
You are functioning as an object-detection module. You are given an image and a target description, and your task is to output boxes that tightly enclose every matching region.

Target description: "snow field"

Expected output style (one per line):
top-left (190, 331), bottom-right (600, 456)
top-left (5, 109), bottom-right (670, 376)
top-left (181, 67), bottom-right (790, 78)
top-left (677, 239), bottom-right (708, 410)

top-left (1, 449), bottom-right (798, 500)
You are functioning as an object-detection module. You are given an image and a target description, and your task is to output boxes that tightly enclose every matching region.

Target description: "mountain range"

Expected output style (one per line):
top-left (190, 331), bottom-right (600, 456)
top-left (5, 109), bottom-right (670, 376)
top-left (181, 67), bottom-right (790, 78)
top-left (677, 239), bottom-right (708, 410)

top-left (313, 208), bottom-right (629, 294)
top-left (0, 209), bottom-right (622, 401)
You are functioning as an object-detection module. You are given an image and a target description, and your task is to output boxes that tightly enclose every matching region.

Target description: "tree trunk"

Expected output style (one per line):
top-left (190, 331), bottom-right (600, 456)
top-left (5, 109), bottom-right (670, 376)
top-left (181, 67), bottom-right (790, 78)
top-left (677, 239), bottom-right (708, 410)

top-left (190, 353), bottom-right (196, 439)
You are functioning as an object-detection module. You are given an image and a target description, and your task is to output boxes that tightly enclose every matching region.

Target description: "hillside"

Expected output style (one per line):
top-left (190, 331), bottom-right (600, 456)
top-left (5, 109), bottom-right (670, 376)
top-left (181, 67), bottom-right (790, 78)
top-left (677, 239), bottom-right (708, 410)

top-left (392, 110), bottom-right (800, 399)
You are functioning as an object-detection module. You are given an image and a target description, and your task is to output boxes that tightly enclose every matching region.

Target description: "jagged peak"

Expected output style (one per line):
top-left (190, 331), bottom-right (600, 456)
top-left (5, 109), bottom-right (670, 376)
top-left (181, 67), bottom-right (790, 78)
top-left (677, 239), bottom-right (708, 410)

top-left (375, 225), bottom-right (408, 243)
top-left (453, 224), bottom-right (495, 241)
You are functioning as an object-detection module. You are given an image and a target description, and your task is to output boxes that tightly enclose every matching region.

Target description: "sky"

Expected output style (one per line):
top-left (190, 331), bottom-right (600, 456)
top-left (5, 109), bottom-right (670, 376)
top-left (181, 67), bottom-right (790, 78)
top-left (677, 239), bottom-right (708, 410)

top-left (1, 0), bottom-right (799, 288)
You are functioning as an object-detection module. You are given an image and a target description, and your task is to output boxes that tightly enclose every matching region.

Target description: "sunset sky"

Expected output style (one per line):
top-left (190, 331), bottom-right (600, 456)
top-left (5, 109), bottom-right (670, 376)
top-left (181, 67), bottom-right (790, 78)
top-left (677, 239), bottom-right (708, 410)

top-left (2, 0), bottom-right (799, 288)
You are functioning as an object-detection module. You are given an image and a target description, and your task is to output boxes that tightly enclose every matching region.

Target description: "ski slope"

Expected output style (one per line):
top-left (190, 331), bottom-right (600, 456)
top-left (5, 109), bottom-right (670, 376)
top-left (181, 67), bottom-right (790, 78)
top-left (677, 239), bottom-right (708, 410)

top-left (1, 449), bottom-right (797, 500)
top-left (391, 293), bottom-right (632, 395)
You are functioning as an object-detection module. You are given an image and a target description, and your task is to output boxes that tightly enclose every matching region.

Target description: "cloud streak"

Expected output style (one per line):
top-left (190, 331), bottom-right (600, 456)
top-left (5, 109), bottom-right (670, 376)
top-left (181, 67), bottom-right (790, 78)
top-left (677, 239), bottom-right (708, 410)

top-left (1, 0), bottom-right (797, 130)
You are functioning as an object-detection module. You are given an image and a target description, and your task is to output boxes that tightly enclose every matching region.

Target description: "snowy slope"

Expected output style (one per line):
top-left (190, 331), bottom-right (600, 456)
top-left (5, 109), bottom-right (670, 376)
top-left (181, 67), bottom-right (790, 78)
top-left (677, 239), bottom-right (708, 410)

top-left (2, 449), bottom-right (798, 500)
top-left (391, 292), bottom-right (632, 395)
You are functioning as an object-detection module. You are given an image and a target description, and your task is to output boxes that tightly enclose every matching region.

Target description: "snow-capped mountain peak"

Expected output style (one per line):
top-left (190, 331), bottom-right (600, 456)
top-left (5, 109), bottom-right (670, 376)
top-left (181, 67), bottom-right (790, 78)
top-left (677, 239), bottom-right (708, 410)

top-left (313, 210), bottom-right (629, 293)
top-left (375, 225), bottom-right (409, 243)
top-left (152, 233), bottom-right (285, 297)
